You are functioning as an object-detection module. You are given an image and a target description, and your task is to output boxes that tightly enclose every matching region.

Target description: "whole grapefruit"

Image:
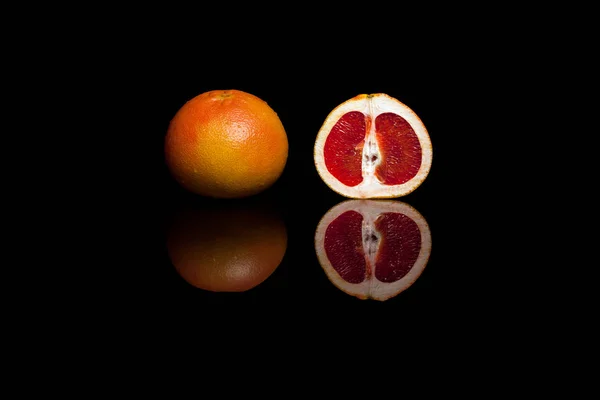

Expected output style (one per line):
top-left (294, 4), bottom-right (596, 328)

top-left (165, 89), bottom-right (289, 198)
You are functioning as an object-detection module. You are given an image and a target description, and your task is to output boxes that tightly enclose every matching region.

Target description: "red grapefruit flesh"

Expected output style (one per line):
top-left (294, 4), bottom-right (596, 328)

top-left (314, 199), bottom-right (431, 301)
top-left (314, 93), bottom-right (432, 198)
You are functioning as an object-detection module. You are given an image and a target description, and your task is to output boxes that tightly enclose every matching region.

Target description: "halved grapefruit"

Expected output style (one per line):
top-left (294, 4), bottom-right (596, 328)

top-left (314, 93), bottom-right (432, 198)
top-left (314, 199), bottom-right (431, 301)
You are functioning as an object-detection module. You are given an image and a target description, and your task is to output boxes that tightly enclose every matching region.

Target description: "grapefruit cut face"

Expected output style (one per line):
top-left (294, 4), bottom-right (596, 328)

top-left (314, 199), bottom-right (431, 301)
top-left (314, 93), bottom-right (432, 198)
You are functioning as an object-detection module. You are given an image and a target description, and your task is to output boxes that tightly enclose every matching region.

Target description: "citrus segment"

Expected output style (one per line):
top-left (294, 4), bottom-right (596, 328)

top-left (315, 93), bottom-right (432, 198)
top-left (323, 111), bottom-right (366, 187)
top-left (315, 199), bottom-right (431, 301)
top-left (373, 212), bottom-right (421, 282)
top-left (374, 113), bottom-right (422, 185)
top-left (323, 210), bottom-right (367, 283)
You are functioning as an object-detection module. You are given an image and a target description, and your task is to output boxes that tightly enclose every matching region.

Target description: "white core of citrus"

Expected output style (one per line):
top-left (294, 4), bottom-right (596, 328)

top-left (314, 94), bottom-right (432, 198)
top-left (315, 200), bottom-right (432, 301)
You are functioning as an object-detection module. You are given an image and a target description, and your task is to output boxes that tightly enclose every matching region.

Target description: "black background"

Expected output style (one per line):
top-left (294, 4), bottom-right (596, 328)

top-left (103, 15), bottom-right (514, 338)
top-left (117, 70), bottom-right (492, 321)
top-left (16, 4), bottom-right (578, 382)
top-left (26, 5), bottom-right (587, 385)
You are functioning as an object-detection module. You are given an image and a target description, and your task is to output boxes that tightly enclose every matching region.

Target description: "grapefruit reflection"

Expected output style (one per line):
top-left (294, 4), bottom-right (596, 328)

top-left (166, 201), bottom-right (287, 292)
top-left (314, 199), bottom-right (431, 301)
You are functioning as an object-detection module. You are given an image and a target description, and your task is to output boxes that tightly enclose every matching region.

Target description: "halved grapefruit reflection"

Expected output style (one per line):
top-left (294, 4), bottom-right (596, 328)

top-left (166, 201), bottom-right (287, 292)
top-left (315, 199), bottom-right (431, 301)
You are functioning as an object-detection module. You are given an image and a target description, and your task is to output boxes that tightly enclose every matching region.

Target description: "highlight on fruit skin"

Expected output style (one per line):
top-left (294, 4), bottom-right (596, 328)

top-left (314, 93), bottom-right (432, 199)
top-left (166, 201), bottom-right (287, 293)
top-left (314, 199), bottom-right (431, 301)
top-left (165, 89), bottom-right (289, 199)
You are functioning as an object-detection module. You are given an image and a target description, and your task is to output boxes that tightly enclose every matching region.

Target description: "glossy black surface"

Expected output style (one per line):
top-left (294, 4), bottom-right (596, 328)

top-left (110, 47), bottom-right (503, 334)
